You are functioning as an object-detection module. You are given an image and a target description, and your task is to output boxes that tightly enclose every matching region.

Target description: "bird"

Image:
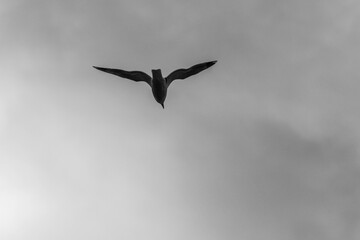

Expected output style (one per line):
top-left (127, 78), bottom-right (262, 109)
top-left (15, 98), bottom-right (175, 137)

top-left (93, 60), bottom-right (217, 108)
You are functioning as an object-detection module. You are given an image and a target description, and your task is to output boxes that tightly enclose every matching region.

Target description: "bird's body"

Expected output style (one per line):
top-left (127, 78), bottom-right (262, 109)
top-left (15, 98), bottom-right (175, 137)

top-left (93, 61), bottom-right (217, 108)
top-left (151, 69), bottom-right (167, 108)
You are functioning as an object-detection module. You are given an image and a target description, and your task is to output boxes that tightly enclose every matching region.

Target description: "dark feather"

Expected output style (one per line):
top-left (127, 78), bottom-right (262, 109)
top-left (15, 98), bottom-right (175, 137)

top-left (93, 66), bottom-right (152, 86)
top-left (166, 61), bottom-right (217, 85)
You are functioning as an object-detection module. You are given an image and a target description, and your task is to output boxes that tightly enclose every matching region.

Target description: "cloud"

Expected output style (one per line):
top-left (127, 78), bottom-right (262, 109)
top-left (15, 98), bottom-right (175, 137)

top-left (171, 117), bottom-right (360, 240)
top-left (1, 0), bottom-right (360, 239)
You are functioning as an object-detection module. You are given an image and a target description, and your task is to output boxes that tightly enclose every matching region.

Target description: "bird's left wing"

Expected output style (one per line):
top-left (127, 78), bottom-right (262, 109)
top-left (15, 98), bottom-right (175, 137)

top-left (93, 66), bottom-right (152, 86)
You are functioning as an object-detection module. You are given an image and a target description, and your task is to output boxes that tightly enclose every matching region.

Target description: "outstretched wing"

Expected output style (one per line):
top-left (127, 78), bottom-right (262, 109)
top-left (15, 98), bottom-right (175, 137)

top-left (93, 66), bottom-right (152, 86)
top-left (165, 61), bottom-right (217, 85)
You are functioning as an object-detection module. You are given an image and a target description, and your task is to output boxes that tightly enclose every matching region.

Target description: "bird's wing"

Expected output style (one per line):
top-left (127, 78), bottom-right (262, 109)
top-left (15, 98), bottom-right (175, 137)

top-left (165, 61), bottom-right (217, 85)
top-left (93, 66), bottom-right (152, 86)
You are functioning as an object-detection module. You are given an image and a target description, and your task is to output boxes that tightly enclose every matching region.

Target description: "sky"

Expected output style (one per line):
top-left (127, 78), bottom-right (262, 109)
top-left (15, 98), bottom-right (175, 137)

top-left (1, 0), bottom-right (360, 239)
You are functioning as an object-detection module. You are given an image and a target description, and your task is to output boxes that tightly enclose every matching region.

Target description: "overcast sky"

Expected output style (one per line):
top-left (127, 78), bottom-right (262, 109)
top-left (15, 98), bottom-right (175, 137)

top-left (1, 0), bottom-right (360, 240)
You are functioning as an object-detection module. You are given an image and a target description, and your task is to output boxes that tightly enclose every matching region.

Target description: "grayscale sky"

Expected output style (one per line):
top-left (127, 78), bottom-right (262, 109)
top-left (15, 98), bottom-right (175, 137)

top-left (1, 0), bottom-right (360, 239)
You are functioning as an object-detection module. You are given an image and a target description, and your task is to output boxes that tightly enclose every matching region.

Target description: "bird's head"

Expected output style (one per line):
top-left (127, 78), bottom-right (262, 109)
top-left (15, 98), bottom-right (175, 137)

top-left (154, 96), bottom-right (165, 109)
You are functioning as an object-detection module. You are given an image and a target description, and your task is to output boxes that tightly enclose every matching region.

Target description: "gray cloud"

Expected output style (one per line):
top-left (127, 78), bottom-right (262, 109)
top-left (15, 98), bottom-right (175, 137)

top-left (1, 0), bottom-right (360, 240)
top-left (171, 117), bottom-right (360, 239)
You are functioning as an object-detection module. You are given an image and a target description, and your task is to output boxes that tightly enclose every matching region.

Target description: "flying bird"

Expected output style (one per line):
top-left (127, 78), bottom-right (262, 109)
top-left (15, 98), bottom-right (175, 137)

top-left (93, 61), bottom-right (217, 108)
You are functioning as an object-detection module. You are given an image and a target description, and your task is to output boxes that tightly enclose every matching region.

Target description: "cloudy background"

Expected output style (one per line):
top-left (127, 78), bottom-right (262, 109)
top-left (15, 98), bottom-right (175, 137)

top-left (1, 0), bottom-right (360, 239)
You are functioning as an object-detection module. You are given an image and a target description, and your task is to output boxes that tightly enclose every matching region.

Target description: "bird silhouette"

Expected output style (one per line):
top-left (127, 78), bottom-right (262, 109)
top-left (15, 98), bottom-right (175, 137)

top-left (93, 61), bottom-right (217, 108)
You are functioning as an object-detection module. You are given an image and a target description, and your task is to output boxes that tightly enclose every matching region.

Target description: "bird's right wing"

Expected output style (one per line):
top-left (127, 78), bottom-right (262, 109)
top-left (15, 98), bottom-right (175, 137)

top-left (165, 61), bottom-right (217, 86)
top-left (93, 66), bottom-right (152, 86)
